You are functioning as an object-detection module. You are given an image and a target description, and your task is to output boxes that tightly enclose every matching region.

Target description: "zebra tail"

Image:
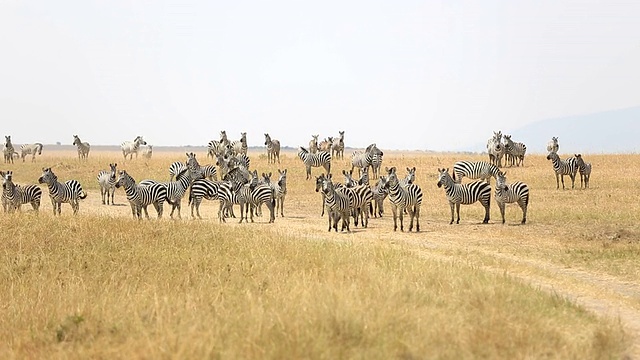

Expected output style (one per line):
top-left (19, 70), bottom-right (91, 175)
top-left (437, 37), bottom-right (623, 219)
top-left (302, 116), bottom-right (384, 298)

top-left (79, 190), bottom-right (88, 200)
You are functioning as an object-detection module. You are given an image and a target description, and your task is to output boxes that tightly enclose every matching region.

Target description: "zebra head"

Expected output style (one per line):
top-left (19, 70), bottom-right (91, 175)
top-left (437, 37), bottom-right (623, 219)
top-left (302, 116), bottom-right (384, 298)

top-left (38, 167), bottom-right (57, 185)
top-left (72, 135), bottom-right (80, 146)
top-left (240, 132), bottom-right (247, 144)
top-left (383, 167), bottom-right (399, 189)
top-left (277, 169), bottom-right (287, 188)
top-left (264, 133), bottom-right (271, 146)
top-left (338, 131), bottom-right (344, 141)
top-left (366, 143), bottom-right (384, 157)
top-left (115, 170), bottom-right (133, 188)
top-left (220, 131), bottom-right (228, 143)
top-left (4, 136), bottom-right (12, 148)
top-left (358, 166), bottom-right (370, 186)
top-left (315, 173), bottom-right (326, 193)
top-left (135, 136), bottom-right (147, 146)
top-left (321, 173), bottom-right (336, 195)
top-left (186, 152), bottom-right (203, 179)
top-left (574, 154), bottom-right (585, 168)
top-left (493, 131), bottom-right (502, 142)
top-left (405, 167), bottom-right (416, 184)
top-left (109, 163), bottom-right (118, 182)
top-left (261, 172), bottom-right (272, 185)
top-left (2, 170), bottom-right (12, 190)
top-left (495, 171), bottom-right (508, 193)
top-left (546, 151), bottom-right (559, 161)
top-left (436, 168), bottom-right (452, 188)
top-left (342, 169), bottom-right (357, 188)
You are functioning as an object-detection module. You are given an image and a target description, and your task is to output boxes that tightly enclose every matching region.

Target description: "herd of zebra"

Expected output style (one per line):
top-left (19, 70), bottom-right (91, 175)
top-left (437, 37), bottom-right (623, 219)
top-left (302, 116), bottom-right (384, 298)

top-left (1, 130), bottom-right (593, 232)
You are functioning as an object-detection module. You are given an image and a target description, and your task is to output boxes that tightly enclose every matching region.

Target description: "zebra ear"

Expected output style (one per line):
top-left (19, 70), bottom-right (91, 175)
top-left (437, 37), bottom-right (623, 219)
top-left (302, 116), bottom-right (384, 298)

top-left (268, 172), bottom-right (272, 177)
top-left (342, 170), bottom-right (347, 176)
top-left (412, 167), bottom-right (416, 171)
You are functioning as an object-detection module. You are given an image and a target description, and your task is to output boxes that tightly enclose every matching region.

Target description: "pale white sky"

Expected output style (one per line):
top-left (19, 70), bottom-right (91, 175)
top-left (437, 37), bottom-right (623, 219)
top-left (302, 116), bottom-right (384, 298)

top-left (1, 1), bottom-right (638, 150)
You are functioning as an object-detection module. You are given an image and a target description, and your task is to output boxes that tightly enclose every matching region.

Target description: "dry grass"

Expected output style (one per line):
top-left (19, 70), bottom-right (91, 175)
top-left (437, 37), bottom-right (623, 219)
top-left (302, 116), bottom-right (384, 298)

top-left (0, 149), bottom-right (637, 358)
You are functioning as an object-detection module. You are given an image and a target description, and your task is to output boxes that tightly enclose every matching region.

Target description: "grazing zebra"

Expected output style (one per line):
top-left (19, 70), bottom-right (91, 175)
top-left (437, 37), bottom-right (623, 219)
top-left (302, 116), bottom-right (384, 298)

top-left (486, 131), bottom-right (505, 168)
top-left (38, 167), bottom-right (87, 215)
top-left (115, 170), bottom-right (168, 219)
top-left (342, 170), bottom-right (373, 228)
top-left (72, 135), bottom-right (90, 160)
top-left (495, 171), bottom-right (529, 224)
top-left (298, 147), bottom-right (331, 180)
top-left (97, 163), bottom-right (118, 205)
top-left (381, 167), bottom-right (422, 232)
top-left (351, 143), bottom-right (384, 178)
top-left (332, 131), bottom-right (345, 159)
top-left (574, 154), bottom-right (592, 189)
top-left (309, 134), bottom-right (319, 154)
top-left (3, 136), bottom-right (15, 164)
top-left (2, 171), bottom-right (42, 213)
top-left (321, 174), bottom-right (351, 232)
top-left (319, 137), bottom-right (333, 153)
top-left (121, 136), bottom-right (147, 160)
top-left (371, 174), bottom-right (389, 218)
top-left (452, 161), bottom-right (501, 184)
top-left (547, 136), bottom-right (559, 153)
top-left (503, 135), bottom-right (527, 167)
top-left (546, 152), bottom-right (578, 190)
top-left (141, 145), bottom-right (153, 159)
top-left (436, 168), bottom-right (491, 225)
top-left (264, 133), bottom-right (281, 164)
top-left (20, 143), bottom-right (44, 162)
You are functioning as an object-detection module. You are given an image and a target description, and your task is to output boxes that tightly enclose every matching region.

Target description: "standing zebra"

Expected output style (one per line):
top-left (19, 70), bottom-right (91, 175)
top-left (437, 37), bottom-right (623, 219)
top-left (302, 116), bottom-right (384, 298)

top-left (207, 138), bottom-right (225, 159)
top-left (486, 131), bottom-right (505, 168)
top-left (147, 152), bottom-right (202, 219)
top-left (298, 147), bottom-right (331, 180)
top-left (188, 178), bottom-right (226, 219)
top-left (237, 170), bottom-right (276, 224)
top-left (115, 170), bottom-right (168, 219)
top-left (453, 161), bottom-right (501, 184)
top-left (20, 143), bottom-right (44, 162)
top-left (309, 134), bottom-right (319, 154)
top-left (97, 163), bottom-right (118, 205)
top-left (382, 167), bottom-right (422, 232)
top-left (574, 154), bottom-right (592, 189)
top-left (121, 136), bottom-right (147, 160)
top-left (332, 131), bottom-right (345, 159)
top-left (3, 136), bottom-right (15, 164)
top-left (2, 171), bottom-right (42, 213)
top-left (371, 174), bottom-right (388, 218)
top-left (503, 135), bottom-right (527, 167)
top-left (229, 132), bottom-right (248, 156)
top-left (321, 174), bottom-right (352, 232)
top-left (546, 152), bottom-right (578, 190)
top-left (72, 135), bottom-right (90, 160)
top-left (169, 160), bottom-right (218, 182)
top-left (273, 169), bottom-right (287, 217)
top-left (494, 171), bottom-right (529, 224)
top-left (436, 168), bottom-right (491, 225)
top-left (547, 136), bottom-right (559, 153)
top-left (351, 143), bottom-right (384, 179)
top-left (264, 133), bottom-right (281, 164)
top-left (38, 167), bottom-right (87, 215)
top-left (342, 169), bottom-right (373, 228)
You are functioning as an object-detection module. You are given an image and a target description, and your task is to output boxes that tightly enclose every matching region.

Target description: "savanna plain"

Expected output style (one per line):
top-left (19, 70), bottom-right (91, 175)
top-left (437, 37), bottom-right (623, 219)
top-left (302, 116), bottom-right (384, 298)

top-left (2, 148), bottom-right (640, 359)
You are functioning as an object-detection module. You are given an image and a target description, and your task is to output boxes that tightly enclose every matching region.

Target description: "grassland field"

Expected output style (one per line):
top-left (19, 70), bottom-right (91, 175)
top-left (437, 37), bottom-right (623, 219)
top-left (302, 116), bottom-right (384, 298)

top-left (1, 148), bottom-right (640, 359)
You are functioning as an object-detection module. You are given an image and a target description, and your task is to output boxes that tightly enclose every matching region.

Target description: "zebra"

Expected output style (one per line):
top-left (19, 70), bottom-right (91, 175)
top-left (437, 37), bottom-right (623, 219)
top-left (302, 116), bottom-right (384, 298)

top-left (503, 135), bottom-right (526, 167)
top-left (38, 167), bottom-right (87, 215)
top-left (309, 134), bottom-right (319, 154)
top-left (319, 137), bottom-right (333, 153)
top-left (188, 178), bottom-right (226, 219)
top-left (436, 168), bottom-right (491, 225)
top-left (357, 165), bottom-right (370, 187)
top-left (141, 145), bottom-right (153, 159)
top-left (229, 132), bottom-right (248, 156)
top-left (237, 170), bottom-right (276, 224)
top-left (371, 174), bottom-right (388, 218)
top-left (274, 169), bottom-right (287, 217)
top-left (72, 135), bottom-right (90, 160)
top-left (332, 131), bottom-right (345, 159)
top-left (351, 143), bottom-right (384, 179)
top-left (574, 154), bottom-right (592, 189)
top-left (20, 143), bottom-right (44, 162)
top-left (452, 161), bottom-right (501, 184)
top-left (169, 161), bottom-right (218, 182)
top-left (342, 169), bottom-right (373, 228)
top-left (298, 147), bottom-right (331, 180)
top-left (115, 170), bottom-right (168, 219)
top-left (97, 163), bottom-right (118, 205)
top-left (546, 152), bottom-right (578, 190)
top-left (207, 138), bottom-right (225, 159)
top-left (321, 174), bottom-right (351, 232)
top-left (2, 171), bottom-right (42, 213)
top-left (547, 136), bottom-right (559, 153)
top-left (486, 131), bottom-right (504, 168)
top-left (495, 171), bottom-right (529, 225)
top-left (3, 136), bottom-right (15, 164)
top-left (381, 167), bottom-right (422, 232)
top-left (152, 152), bottom-right (203, 219)
top-left (121, 136), bottom-right (147, 160)
top-left (264, 133), bottom-right (281, 164)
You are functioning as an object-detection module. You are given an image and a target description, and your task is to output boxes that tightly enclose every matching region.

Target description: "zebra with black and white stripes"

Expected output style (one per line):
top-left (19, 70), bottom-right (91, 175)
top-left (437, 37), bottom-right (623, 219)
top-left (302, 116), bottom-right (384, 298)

top-left (229, 132), bottom-right (248, 156)
top-left (351, 143), bottom-right (384, 179)
top-left (188, 178), bottom-right (226, 219)
top-left (115, 170), bottom-right (168, 219)
top-left (495, 171), bottom-right (529, 224)
top-left (97, 163), bottom-right (118, 205)
top-left (274, 169), bottom-right (287, 217)
top-left (436, 168), bottom-right (491, 225)
top-left (452, 161), bottom-right (501, 184)
top-left (371, 174), bottom-right (388, 218)
top-left (264, 133), bottom-right (281, 164)
top-left (121, 136), bottom-right (147, 160)
top-left (72, 135), bottom-right (90, 160)
top-left (332, 131), bottom-right (345, 159)
top-left (3, 136), bottom-right (15, 164)
top-left (574, 154), bottom-right (592, 189)
top-left (321, 174), bottom-right (351, 232)
top-left (546, 151), bottom-right (578, 190)
top-left (2, 171), bottom-right (42, 213)
top-left (547, 137), bottom-right (559, 153)
top-left (169, 161), bottom-right (218, 182)
top-left (504, 135), bottom-right (527, 167)
top-left (298, 147), bottom-right (331, 180)
top-left (20, 143), bottom-right (44, 162)
top-left (38, 167), bottom-right (87, 215)
top-left (381, 167), bottom-right (422, 232)
top-left (237, 170), bottom-right (275, 224)
top-left (486, 131), bottom-right (504, 168)
top-left (147, 152), bottom-right (202, 219)
top-left (342, 169), bottom-right (373, 228)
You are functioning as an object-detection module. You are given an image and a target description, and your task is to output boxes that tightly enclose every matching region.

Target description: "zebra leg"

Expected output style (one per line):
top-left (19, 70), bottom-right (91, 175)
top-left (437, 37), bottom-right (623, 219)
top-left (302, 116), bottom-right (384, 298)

top-left (448, 203), bottom-right (455, 225)
top-left (130, 204), bottom-right (137, 218)
top-left (570, 174), bottom-right (575, 189)
top-left (482, 197), bottom-right (490, 224)
top-left (391, 204), bottom-right (398, 231)
top-left (455, 203), bottom-right (461, 224)
top-left (268, 199), bottom-right (275, 223)
top-left (555, 174), bottom-right (560, 190)
top-left (498, 201), bottom-right (506, 224)
top-left (363, 205), bottom-right (369, 228)
top-left (414, 205), bottom-right (420, 232)
top-left (518, 199), bottom-right (527, 224)
top-left (399, 206), bottom-right (405, 231)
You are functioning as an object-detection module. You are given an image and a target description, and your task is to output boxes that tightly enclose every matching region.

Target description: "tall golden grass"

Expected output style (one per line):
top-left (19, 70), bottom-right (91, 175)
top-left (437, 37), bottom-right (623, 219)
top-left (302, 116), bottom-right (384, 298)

top-left (0, 148), bottom-right (637, 358)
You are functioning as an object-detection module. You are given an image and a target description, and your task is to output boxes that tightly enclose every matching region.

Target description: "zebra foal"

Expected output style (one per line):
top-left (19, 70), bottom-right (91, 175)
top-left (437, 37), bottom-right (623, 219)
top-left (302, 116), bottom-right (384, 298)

top-left (574, 154), bottom-right (592, 189)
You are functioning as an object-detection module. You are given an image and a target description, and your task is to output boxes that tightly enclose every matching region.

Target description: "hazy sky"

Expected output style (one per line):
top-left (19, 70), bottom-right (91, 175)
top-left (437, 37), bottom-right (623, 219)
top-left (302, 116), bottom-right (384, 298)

top-left (1, 1), bottom-right (638, 150)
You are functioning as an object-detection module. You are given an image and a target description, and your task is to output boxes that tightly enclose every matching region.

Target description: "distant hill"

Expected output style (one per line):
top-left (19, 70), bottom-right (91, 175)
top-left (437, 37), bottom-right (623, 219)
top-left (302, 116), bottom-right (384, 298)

top-left (465, 106), bottom-right (640, 154)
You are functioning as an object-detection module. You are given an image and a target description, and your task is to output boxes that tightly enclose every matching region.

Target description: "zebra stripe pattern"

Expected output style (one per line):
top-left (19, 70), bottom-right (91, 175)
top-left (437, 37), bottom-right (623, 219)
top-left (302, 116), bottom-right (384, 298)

top-left (298, 147), bottom-right (331, 180)
top-left (382, 167), bottom-right (422, 231)
top-left (546, 152), bottom-right (578, 189)
top-left (486, 130), bottom-right (504, 168)
top-left (495, 171), bottom-right (529, 224)
top-left (20, 143), bottom-right (44, 162)
top-left (453, 161), bottom-right (501, 184)
top-left (170, 161), bottom-right (218, 182)
top-left (228, 132), bottom-right (248, 156)
top-left (2, 171), bottom-right (42, 213)
top-left (436, 168), bottom-right (491, 224)
top-left (342, 170), bottom-right (373, 228)
top-left (371, 175), bottom-right (388, 218)
top-left (115, 170), bottom-right (168, 219)
top-left (351, 143), bottom-right (384, 179)
top-left (188, 178), bottom-right (226, 219)
top-left (237, 170), bottom-right (275, 223)
top-left (321, 174), bottom-right (351, 232)
top-left (264, 133), bottom-right (281, 164)
top-left (97, 163), bottom-right (118, 205)
top-left (3, 136), bottom-right (15, 164)
top-left (38, 167), bottom-right (87, 215)
top-left (574, 154), bottom-right (592, 189)
top-left (121, 136), bottom-right (147, 160)
top-left (72, 135), bottom-right (90, 160)
top-left (504, 135), bottom-right (527, 167)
